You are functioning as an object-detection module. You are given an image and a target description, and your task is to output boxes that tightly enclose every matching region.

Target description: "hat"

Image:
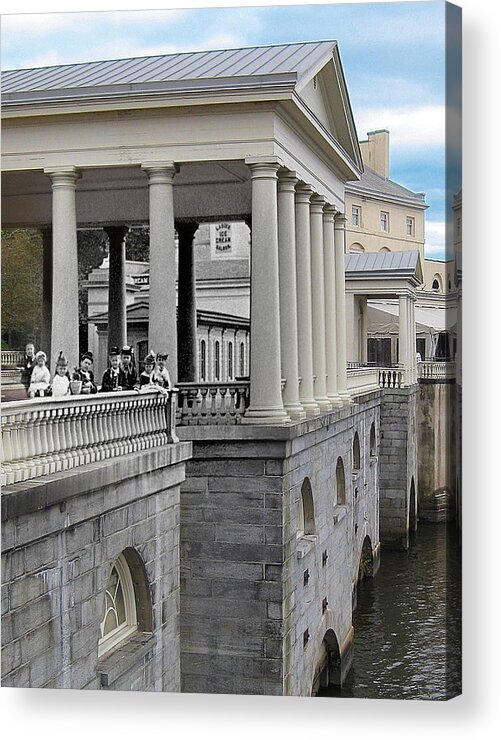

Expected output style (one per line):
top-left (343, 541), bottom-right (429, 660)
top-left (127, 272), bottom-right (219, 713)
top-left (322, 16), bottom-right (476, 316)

top-left (56, 351), bottom-right (68, 367)
top-left (81, 351), bottom-right (93, 362)
top-left (35, 350), bottom-right (47, 361)
top-left (157, 352), bottom-right (168, 360)
top-left (144, 352), bottom-right (156, 365)
top-left (109, 346), bottom-right (120, 356)
top-left (121, 345), bottom-right (132, 356)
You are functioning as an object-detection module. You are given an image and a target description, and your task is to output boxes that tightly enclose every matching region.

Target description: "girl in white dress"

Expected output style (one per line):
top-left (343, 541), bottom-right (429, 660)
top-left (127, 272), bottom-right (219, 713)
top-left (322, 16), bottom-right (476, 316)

top-left (50, 352), bottom-right (71, 397)
top-left (28, 351), bottom-right (51, 398)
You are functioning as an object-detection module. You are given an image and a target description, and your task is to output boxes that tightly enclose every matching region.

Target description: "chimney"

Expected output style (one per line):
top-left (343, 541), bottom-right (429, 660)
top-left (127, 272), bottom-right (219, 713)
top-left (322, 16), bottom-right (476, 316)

top-left (360, 129), bottom-right (390, 179)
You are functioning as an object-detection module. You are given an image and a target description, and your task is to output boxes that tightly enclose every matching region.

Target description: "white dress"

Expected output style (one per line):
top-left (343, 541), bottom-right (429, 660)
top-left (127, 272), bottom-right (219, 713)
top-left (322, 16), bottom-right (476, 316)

top-left (51, 373), bottom-right (70, 397)
top-left (28, 364), bottom-right (51, 396)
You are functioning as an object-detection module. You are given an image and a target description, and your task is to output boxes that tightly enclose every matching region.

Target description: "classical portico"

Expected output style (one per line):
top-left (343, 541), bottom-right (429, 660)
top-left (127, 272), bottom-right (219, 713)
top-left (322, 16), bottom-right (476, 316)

top-left (2, 41), bottom-right (364, 423)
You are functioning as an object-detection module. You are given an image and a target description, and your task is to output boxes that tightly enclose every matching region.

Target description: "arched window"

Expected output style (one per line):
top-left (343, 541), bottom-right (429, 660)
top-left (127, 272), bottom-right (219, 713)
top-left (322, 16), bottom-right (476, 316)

top-left (228, 341), bottom-right (233, 380)
top-left (200, 340), bottom-right (206, 381)
top-left (99, 553), bottom-right (137, 657)
top-left (352, 432), bottom-right (361, 471)
top-left (335, 457), bottom-right (346, 505)
top-left (370, 422), bottom-right (377, 457)
top-left (98, 549), bottom-right (152, 659)
top-left (298, 478), bottom-right (315, 537)
top-left (239, 342), bottom-right (245, 377)
top-left (214, 341), bottom-right (220, 381)
top-left (349, 242), bottom-right (365, 253)
top-left (379, 246), bottom-right (391, 253)
top-left (432, 274), bottom-right (442, 292)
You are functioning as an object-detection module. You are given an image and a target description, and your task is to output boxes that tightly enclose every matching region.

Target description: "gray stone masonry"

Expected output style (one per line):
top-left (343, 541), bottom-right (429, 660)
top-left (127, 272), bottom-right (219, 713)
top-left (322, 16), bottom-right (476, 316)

top-left (1, 442), bottom-right (191, 691)
top-left (178, 392), bottom-right (380, 696)
top-left (379, 387), bottom-right (419, 549)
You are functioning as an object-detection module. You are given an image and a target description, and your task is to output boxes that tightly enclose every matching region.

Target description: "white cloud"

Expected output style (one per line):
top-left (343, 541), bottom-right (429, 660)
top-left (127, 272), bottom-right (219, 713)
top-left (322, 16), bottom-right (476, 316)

top-left (355, 105), bottom-right (445, 151)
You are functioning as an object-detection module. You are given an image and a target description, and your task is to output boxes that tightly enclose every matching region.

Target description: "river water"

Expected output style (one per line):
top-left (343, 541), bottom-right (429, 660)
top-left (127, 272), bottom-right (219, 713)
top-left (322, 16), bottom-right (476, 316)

top-left (320, 523), bottom-right (462, 701)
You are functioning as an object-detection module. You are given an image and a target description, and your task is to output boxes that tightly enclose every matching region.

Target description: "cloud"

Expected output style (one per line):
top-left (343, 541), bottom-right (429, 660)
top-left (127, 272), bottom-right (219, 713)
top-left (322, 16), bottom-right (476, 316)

top-left (355, 105), bottom-right (445, 151)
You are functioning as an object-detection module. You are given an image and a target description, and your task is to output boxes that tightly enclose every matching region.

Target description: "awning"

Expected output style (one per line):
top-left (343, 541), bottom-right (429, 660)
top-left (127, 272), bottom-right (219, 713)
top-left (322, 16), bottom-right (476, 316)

top-left (367, 301), bottom-right (457, 334)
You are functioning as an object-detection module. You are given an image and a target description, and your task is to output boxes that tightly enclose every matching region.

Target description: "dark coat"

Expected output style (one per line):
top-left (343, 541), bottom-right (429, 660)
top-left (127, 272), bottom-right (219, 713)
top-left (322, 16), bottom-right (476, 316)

top-left (72, 367), bottom-right (97, 394)
top-left (100, 367), bottom-right (125, 392)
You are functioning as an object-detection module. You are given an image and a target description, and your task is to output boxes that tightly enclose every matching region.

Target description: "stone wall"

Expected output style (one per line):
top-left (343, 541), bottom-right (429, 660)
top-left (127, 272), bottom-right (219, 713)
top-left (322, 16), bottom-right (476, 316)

top-left (417, 380), bottom-right (457, 522)
top-left (1, 442), bottom-right (191, 691)
top-left (178, 393), bottom-right (380, 697)
top-left (379, 386), bottom-right (419, 549)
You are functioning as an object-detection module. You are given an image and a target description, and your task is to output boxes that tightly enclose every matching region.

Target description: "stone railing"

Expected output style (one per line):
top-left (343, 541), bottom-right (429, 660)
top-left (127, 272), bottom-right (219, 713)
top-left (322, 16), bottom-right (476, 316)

top-left (1, 350), bottom-right (24, 367)
top-left (176, 381), bottom-right (250, 425)
top-left (1, 389), bottom-right (178, 487)
top-left (418, 361), bottom-right (456, 381)
top-left (378, 367), bottom-right (405, 389)
top-left (346, 367), bottom-right (380, 394)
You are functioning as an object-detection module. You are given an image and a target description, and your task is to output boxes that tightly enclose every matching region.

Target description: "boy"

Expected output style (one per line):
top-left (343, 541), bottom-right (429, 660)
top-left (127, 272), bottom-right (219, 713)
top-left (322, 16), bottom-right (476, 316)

top-left (100, 346), bottom-right (123, 392)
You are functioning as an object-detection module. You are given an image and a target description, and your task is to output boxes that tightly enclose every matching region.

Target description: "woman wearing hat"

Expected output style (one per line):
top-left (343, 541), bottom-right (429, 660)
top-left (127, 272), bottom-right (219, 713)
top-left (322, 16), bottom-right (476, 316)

top-left (72, 351), bottom-right (97, 394)
top-left (100, 346), bottom-right (124, 392)
top-left (28, 350), bottom-right (51, 398)
top-left (153, 351), bottom-right (172, 390)
top-left (139, 351), bottom-right (157, 388)
top-left (50, 352), bottom-right (71, 397)
top-left (120, 345), bottom-right (138, 391)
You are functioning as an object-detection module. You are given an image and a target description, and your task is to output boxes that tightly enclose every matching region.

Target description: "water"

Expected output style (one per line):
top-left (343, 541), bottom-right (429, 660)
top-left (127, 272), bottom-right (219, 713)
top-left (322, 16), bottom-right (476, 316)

top-left (320, 523), bottom-right (462, 700)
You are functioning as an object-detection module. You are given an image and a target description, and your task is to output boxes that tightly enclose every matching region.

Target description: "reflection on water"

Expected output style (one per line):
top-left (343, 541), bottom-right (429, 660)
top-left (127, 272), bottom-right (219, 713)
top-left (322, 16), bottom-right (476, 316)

top-left (320, 523), bottom-right (462, 700)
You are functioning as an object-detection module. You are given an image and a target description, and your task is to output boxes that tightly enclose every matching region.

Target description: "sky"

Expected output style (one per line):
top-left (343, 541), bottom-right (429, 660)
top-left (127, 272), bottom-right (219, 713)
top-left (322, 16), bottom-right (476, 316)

top-left (1, 0), bottom-right (461, 260)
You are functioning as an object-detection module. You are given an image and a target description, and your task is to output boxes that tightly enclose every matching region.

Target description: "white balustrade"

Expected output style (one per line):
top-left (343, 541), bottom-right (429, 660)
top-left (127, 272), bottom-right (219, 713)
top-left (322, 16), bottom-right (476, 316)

top-left (1, 350), bottom-right (25, 367)
top-left (1, 389), bottom-right (178, 487)
top-left (346, 367), bottom-right (380, 394)
top-left (176, 381), bottom-right (250, 425)
top-left (418, 361), bottom-right (456, 381)
top-left (378, 367), bottom-right (405, 389)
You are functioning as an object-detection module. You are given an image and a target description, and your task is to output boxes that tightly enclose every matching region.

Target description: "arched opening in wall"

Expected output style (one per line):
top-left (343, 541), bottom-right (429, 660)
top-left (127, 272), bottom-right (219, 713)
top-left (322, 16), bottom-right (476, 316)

top-left (335, 457), bottom-right (346, 505)
top-left (298, 477), bottom-right (315, 538)
top-left (379, 246), bottom-right (391, 253)
top-left (199, 339), bottom-right (206, 381)
top-left (352, 432), bottom-right (361, 472)
top-left (228, 341), bottom-right (233, 380)
top-left (432, 274), bottom-right (443, 292)
top-left (98, 548), bottom-right (152, 659)
top-left (239, 342), bottom-right (245, 377)
top-left (358, 536), bottom-right (374, 581)
top-left (349, 242), bottom-right (365, 253)
top-left (214, 340), bottom-right (220, 381)
top-left (312, 629), bottom-right (342, 696)
top-left (409, 477), bottom-right (418, 533)
top-left (369, 422), bottom-right (377, 457)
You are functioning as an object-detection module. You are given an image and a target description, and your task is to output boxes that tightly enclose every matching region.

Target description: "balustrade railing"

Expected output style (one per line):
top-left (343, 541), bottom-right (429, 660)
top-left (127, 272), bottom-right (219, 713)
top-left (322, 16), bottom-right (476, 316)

top-left (1, 389), bottom-right (178, 487)
top-left (176, 381), bottom-right (250, 425)
top-left (378, 367), bottom-right (405, 389)
top-left (1, 350), bottom-right (24, 367)
top-left (346, 367), bottom-right (380, 393)
top-left (418, 361), bottom-right (456, 381)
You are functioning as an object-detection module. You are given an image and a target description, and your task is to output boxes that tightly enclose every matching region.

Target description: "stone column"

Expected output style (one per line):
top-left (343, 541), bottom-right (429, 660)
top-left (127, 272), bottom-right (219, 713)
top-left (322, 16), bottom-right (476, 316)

top-left (243, 159), bottom-right (290, 424)
top-left (323, 206), bottom-right (342, 406)
top-left (40, 228), bottom-right (52, 361)
top-left (142, 162), bottom-right (178, 383)
top-left (177, 222), bottom-right (199, 382)
top-left (277, 171), bottom-right (305, 420)
top-left (360, 296), bottom-right (368, 364)
top-left (45, 168), bottom-right (80, 372)
top-left (295, 185), bottom-right (320, 416)
top-left (104, 226), bottom-right (128, 355)
top-left (310, 195), bottom-right (331, 412)
top-left (399, 294), bottom-right (409, 385)
top-left (410, 296), bottom-right (417, 383)
top-left (334, 213), bottom-right (351, 403)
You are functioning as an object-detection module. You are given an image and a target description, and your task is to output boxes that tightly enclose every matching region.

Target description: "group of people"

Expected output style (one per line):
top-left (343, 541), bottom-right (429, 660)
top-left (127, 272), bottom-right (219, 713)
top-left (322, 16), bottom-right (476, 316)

top-left (22, 342), bottom-right (172, 399)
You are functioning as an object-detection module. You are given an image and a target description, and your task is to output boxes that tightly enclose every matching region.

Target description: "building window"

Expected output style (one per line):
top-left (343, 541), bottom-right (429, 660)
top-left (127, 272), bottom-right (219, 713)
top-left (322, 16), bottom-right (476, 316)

top-left (239, 342), bottom-right (245, 377)
top-left (352, 205), bottom-right (361, 227)
top-left (406, 216), bottom-right (415, 236)
top-left (432, 274), bottom-right (442, 292)
top-left (369, 423), bottom-right (377, 458)
top-left (99, 553), bottom-right (137, 658)
top-left (228, 341), bottom-right (233, 380)
top-left (214, 341), bottom-right (221, 381)
top-left (380, 211), bottom-right (389, 232)
top-left (298, 478), bottom-right (315, 538)
top-left (349, 242), bottom-right (365, 253)
top-left (200, 340), bottom-right (206, 381)
top-left (352, 432), bottom-right (361, 471)
top-left (335, 457), bottom-right (346, 505)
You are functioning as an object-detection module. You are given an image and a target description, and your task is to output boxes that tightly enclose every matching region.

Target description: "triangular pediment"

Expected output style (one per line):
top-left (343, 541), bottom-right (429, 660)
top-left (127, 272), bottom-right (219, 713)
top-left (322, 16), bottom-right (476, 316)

top-left (295, 45), bottom-right (363, 172)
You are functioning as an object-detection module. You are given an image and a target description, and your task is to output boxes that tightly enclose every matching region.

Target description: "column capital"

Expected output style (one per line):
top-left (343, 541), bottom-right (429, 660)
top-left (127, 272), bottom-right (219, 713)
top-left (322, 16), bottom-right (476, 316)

top-left (175, 220), bottom-right (199, 241)
top-left (246, 158), bottom-right (280, 179)
top-left (310, 194), bottom-right (326, 214)
top-left (44, 167), bottom-right (81, 188)
top-left (334, 213), bottom-right (348, 229)
top-left (141, 162), bottom-right (178, 183)
top-left (103, 225), bottom-right (129, 241)
top-left (323, 204), bottom-right (338, 221)
top-left (277, 169), bottom-right (299, 191)
top-left (295, 183), bottom-right (314, 203)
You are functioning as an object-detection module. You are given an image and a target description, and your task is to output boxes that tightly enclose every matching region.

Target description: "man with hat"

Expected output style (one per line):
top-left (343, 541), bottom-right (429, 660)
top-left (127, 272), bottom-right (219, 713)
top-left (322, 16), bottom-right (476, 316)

top-left (120, 345), bottom-right (138, 391)
top-left (100, 346), bottom-right (124, 392)
top-left (72, 351), bottom-right (97, 394)
top-left (50, 351), bottom-right (71, 397)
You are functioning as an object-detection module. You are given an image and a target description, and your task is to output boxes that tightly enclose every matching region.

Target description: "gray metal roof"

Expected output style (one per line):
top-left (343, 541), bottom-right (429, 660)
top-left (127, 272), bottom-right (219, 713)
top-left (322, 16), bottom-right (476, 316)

top-left (348, 166), bottom-right (426, 206)
top-left (2, 41), bottom-right (337, 97)
top-left (345, 250), bottom-right (421, 276)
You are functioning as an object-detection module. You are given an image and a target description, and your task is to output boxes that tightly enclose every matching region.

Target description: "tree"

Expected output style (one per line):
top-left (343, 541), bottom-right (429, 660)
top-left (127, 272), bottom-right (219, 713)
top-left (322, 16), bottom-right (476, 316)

top-left (1, 229), bottom-right (43, 348)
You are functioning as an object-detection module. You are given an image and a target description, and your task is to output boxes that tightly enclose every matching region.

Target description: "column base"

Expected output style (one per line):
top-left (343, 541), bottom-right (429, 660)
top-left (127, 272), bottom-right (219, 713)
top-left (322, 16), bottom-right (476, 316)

top-left (327, 393), bottom-right (344, 408)
top-left (284, 402), bottom-right (307, 421)
top-left (299, 398), bottom-right (321, 417)
top-left (242, 406), bottom-right (291, 425)
top-left (338, 392), bottom-right (353, 405)
top-left (315, 397), bottom-right (332, 413)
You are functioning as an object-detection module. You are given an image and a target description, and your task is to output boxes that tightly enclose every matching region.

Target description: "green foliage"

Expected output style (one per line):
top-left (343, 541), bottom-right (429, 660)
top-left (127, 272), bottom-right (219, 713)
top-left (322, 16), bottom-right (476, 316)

top-left (1, 229), bottom-right (43, 346)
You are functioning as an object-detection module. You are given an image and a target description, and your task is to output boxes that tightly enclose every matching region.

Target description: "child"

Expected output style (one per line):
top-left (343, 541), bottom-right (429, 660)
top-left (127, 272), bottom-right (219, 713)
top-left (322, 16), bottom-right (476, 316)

top-left (153, 351), bottom-right (172, 390)
top-left (120, 345), bottom-right (138, 391)
top-left (139, 352), bottom-right (157, 389)
top-left (50, 352), bottom-right (71, 397)
top-left (28, 350), bottom-right (51, 398)
top-left (21, 341), bottom-right (37, 391)
top-left (100, 346), bottom-right (123, 392)
top-left (73, 351), bottom-right (97, 394)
